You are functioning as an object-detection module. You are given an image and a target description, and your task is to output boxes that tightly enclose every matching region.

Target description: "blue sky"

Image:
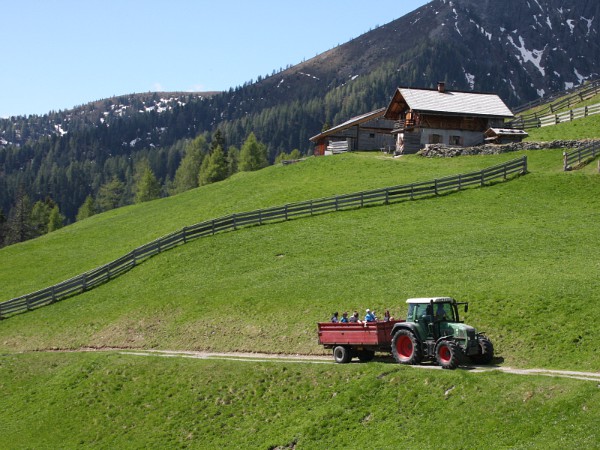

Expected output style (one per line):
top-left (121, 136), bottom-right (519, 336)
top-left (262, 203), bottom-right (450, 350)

top-left (1, 0), bottom-right (430, 118)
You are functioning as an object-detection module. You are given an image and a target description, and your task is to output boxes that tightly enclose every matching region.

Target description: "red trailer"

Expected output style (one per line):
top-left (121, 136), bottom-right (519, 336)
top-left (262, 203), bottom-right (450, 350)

top-left (317, 320), bottom-right (404, 363)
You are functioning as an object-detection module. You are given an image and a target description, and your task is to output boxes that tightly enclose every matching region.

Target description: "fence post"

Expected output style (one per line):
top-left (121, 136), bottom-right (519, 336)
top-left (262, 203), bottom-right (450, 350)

top-left (26, 295), bottom-right (32, 311)
top-left (434, 179), bottom-right (438, 195)
top-left (385, 188), bottom-right (389, 204)
top-left (259, 210), bottom-right (263, 225)
top-left (182, 227), bottom-right (188, 244)
top-left (310, 200), bottom-right (314, 215)
top-left (335, 197), bottom-right (339, 211)
top-left (480, 170), bottom-right (485, 186)
top-left (82, 274), bottom-right (87, 292)
top-left (410, 184), bottom-right (414, 200)
top-left (233, 214), bottom-right (237, 230)
top-left (285, 205), bottom-right (288, 220)
top-left (212, 219), bottom-right (216, 235)
top-left (563, 152), bottom-right (568, 171)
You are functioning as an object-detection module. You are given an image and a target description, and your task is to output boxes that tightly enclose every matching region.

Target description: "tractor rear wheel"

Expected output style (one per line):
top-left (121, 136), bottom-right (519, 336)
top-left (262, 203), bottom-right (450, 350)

top-left (435, 340), bottom-right (460, 370)
top-left (333, 346), bottom-right (352, 364)
top-left (357, 350), bottom-right (375, 363)
top-left (391, 329), bottom-right (422, 365)
top-left (470, 336), bottom-right (494, 364)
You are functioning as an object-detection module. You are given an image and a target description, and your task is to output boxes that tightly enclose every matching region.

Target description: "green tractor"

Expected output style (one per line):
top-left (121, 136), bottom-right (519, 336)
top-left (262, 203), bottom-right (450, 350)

top-left (391, 297), bottom-right (494, 370)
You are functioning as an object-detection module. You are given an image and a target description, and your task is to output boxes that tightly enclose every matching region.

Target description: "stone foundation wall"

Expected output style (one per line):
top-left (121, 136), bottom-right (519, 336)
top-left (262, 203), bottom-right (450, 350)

top-left (417, 139), bottom-right (600, 157)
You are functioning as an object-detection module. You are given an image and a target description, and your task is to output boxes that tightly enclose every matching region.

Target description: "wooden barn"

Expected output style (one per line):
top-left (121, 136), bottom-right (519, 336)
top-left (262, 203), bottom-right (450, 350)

top-left (310, 108), bottom-right (396, 155)
top-left (383, 83), bottom-right (514, 154)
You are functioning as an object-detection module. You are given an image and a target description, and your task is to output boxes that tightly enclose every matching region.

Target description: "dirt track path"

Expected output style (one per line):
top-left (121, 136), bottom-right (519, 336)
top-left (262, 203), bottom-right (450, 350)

top-left (115, 349), bottom-right (600, 383)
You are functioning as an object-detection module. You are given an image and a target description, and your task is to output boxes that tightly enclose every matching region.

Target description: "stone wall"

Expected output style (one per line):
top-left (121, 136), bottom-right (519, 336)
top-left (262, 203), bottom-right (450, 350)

top-left (417, 139), bottom-right (600, 157)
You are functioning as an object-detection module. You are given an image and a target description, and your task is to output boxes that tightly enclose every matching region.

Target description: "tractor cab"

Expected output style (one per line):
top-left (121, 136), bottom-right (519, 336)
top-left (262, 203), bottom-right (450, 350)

top-left (405, 297), bottom-right (468, 341)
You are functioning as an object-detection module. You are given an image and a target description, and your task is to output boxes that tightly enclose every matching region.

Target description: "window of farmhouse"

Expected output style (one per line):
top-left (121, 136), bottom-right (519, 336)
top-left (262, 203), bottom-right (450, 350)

top-left (449, 135), bottom-right (462, 145)
top-left (429, 134), bottom-right (442, 144)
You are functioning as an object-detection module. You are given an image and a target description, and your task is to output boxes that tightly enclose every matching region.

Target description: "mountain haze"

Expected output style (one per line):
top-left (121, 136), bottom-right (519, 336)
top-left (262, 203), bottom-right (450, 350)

top-left (0, 0), bottom-right (597, 227)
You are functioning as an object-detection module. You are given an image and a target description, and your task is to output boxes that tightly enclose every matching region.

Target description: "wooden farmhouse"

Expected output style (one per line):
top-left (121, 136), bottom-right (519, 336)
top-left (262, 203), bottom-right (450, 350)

top-left (383, 82), bottom-right (515, 154)
top-left (310, 108), bottom-right (396, 155)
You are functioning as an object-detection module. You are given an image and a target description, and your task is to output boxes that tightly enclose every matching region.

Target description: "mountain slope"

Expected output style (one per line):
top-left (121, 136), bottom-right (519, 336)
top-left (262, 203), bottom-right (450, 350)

top-left (0, 0), bottom-right (597, 225)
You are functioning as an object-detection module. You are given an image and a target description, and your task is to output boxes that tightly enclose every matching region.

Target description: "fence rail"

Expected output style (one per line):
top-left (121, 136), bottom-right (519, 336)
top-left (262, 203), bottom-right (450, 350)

top-left (0, 156), bottom-right (528, 319)
top-left (511, 79), bottom-right (600, 116)
top-left (563, 141), bottom-right (600, 171)
top-left (508, 101), bottom-right (600, 130)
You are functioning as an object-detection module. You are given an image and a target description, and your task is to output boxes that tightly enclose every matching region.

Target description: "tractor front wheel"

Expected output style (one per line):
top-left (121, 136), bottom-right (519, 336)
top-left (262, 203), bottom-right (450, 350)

top-left (435, 340), bottom-right (460, 370)
top-left (391, 330), bottom-right (422, 365)
top-left (333, 346), bottom-right (352, 364)
top-left (470, 336), bottom-right (494, 365)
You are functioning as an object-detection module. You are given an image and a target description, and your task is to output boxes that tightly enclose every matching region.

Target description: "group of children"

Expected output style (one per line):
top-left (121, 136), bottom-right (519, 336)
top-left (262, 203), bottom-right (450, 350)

top-left (330, 309), bottom-right (392, 323)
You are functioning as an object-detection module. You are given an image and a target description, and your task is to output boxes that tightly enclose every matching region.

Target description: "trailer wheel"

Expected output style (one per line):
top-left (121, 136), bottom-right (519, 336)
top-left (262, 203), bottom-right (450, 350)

top-left (333, 346), bottom-right (352, 364)
top-left (357, 350), bottom-right (375, 363)
top-left (470, 336), bottom-right (494, 365)
top-left (435, 340), bottom-right (460, 370)
top-left (391, 329), bottom-right (422, 365)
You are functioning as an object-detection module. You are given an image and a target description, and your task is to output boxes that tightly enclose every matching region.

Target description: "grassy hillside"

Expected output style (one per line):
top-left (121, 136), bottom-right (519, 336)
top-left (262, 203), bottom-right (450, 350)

top-left (0, 152), bottom-right (525, 300)
top-left (2, 138), bottom-right (600, 448)
top-left (524, 93), bottom-right (600, 141)
top-left (2, 352), bottom-right (598, 449)
top-left (2, 148), bottom-right (600, 372)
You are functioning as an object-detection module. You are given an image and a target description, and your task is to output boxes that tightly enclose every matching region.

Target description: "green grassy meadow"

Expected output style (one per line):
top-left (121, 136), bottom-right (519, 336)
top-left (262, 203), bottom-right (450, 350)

top-left (1, 351), bottom-right (598, 449)
top-left (2, 113), bottom-right (600, 448)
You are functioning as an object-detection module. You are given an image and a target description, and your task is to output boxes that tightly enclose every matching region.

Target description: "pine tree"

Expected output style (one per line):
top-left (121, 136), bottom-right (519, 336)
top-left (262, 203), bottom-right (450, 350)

top-left (76, 195), bottom-right (96, 221)
top-left (0, 209), bottom-right (7, 248)
top-left (48, 205), bottom-right (65, 232)
top-left (239, 132), bottom-right (268, 172)
top-left (30, 199), bottom-right (53, 236)
top-left (171, 135), bottom-right (207, 194)
top-left (199, 145), bottom-right (228, 186)
top-left (5, 190), bottom-right (34, 245)
top-left (227, 146), bottom-right (239, 177)
top-left (135, 166), bottom-right (162, 203)
top-left (97, 177), bottom-right (125, 212)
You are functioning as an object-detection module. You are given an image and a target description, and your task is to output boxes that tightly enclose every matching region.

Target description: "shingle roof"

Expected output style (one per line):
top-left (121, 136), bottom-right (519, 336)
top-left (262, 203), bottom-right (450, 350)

top-left (394, 88), bottom-right (514, 118)
top-left (309, 108), bottom-right (387, 142)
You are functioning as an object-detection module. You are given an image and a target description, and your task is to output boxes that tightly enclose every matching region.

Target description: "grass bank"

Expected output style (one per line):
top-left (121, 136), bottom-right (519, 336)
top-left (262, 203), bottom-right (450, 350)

top-left (1, 352), bottom-right (598, 449)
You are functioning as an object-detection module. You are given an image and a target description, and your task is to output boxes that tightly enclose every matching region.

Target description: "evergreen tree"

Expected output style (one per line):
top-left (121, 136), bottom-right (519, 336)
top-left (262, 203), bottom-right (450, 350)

top-left (171, 135), bottom-right (207, 194)
top-left (239, 132), bottom-right (268, 172)
top-left (135, 166), bottom-right (162, 203)
top-left (211, 129), bottom-right (226, 153)
top-left (97, 177), bottom-right (125, 212)
top-left (226, 145), bottom-right (239, 177)
top-left (76, 195), bottom-right (96, 221)
top-left (5, 190), bottom-right (34, 245)
top-left (0, 209), bottom-right (6, 248)
top-left (48, 205), bottom-right (65, 232)
top-left (30, 199), bottom-right (54, 236)
top-left (199, 145), bottom-right (228, 186)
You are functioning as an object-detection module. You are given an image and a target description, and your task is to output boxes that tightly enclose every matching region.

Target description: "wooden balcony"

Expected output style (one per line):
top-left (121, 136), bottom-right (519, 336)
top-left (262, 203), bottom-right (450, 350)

top-left (393, 119), bottom-right (416, 132)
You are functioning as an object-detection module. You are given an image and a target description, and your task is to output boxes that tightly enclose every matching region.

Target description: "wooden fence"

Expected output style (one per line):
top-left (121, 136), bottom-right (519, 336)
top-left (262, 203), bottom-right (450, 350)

top-left (509, 102), bottom-right (600, 130)
top-left (563, 141), bottom-right (600, 171)
top-left (511, 78), bottom-right (600, 116)
top-left (0, 156), bottom-right (528, 319)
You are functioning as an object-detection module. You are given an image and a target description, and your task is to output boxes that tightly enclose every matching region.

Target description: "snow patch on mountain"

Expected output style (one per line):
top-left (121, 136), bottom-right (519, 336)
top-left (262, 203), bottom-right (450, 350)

top-left (507, 35), bottom-right (546, 76)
